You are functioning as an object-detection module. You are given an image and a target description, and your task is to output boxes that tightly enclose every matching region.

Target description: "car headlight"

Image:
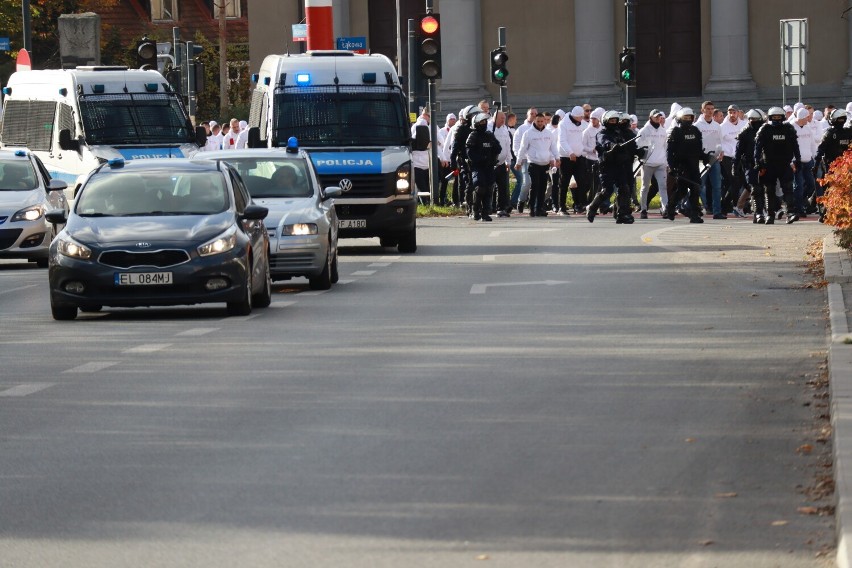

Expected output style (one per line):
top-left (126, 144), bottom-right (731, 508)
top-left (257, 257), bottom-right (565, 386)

top-left (56, 236), bottom-right (92, 260)
top-left (11, 205), bottom-right (44, 222)
top-left (198, 226), bottom-right (237, 257)
top-left (281, 223), bottom-right (318, 236)
top-left (395, 164), bottom-right (411, 194)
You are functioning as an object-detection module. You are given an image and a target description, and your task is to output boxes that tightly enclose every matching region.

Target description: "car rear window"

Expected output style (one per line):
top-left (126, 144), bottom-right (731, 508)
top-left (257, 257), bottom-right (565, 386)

top-left (221, 158), bottom-right (312, 199)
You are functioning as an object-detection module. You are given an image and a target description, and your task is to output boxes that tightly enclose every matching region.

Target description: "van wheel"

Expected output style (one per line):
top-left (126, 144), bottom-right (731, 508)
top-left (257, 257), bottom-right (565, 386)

top-left (397, 227), bottom-right (417, 253)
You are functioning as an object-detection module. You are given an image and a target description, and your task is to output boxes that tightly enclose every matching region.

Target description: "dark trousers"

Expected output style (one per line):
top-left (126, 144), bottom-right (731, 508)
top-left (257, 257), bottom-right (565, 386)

top-left (494, 163), bottom-right (510, 212)
top-left (414, 167), bottom-right (429, 203)
top-left (438, 164), bottom-right (452, 206)
top-left (472, 167), bottom-right (496, 214)
top-left (758, 165), bottom-right (794, 214)
top-left (559, 156), bottom-right (587, 212)
top-left (668, 164), bottom-right (702, 219)
top-left (528, 163), bottom-right (550, 214)
top-left (720, 156), bottom-right (741, 211)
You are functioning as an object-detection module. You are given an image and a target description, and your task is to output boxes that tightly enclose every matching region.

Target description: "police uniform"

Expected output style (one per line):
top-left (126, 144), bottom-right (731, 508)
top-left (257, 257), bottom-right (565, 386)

top-left (664, 108), bottom-right (704, 223)
top-left (754, 107), bottom-right (801, 224)
top-left (466, 113), bottom-right (502, 221)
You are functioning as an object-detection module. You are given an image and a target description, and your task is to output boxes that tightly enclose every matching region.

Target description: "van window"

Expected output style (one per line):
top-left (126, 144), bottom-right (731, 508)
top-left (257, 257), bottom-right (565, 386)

top-left (272, 86), bottom-right (408, 147)
top-left (0, 100), bottom-right (57, 151)
top-left (78, 93), bottom-right (191, 145)
top-left (58, 103), bottom-right (75, 137)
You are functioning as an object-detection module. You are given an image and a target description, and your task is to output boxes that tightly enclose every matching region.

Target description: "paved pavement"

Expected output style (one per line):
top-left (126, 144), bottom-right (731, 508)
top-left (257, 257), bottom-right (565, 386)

top-left (824, 238), bottom-right (852, 568)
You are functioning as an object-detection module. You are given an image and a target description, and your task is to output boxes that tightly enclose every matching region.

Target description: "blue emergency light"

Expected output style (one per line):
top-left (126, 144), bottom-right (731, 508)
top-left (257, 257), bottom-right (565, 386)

top-left (107, 158), bottom-right (125, 168)
top-left (91, 84), bottom-right (105, 94)
top-left (295, 73), bottom-right (311, 86)
top-left (286, 137), bottom-right (299, 153)
top-left (14, 150), bottom-right (26, 157)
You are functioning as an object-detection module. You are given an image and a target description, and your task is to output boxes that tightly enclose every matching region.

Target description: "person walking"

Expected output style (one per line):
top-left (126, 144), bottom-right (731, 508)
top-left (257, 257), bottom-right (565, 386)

top-left (664, 107), bottom-right (705, 223)
top-left (516, 113), bottom-right (559, 217)
top-left (789, 107), bottom-right (817, 217)
top-left (694, 101), bottom-right (725, 219)
top-left (754, 106), bottom-right (801, 224)
top-left (587, 110), bottom-right (641, 223)
top-left (734, 109), bottom-right (765, 222)
top-left (556, 106), bottom-right (587, 215)
top-left (720, 104), bottom-right (746, 216)
top-left (466, 113), bottom-right (502, 222)
top-left (512, 107), bottom-right (538, 213)
top-left (637, 109), bottom-right (668, 219)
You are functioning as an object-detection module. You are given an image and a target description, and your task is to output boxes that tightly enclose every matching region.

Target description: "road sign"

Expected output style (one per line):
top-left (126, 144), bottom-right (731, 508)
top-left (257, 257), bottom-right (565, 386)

top-left (292, 24), bottom-right (307, 42)
top-left (16, 49), bottom-right (31, 71)
top-left (0, 38), bottom-right (10, 51)
top-left (781, 18), bottom-right (807, 87)
top-left (336, 36), bottom-right (367, 53)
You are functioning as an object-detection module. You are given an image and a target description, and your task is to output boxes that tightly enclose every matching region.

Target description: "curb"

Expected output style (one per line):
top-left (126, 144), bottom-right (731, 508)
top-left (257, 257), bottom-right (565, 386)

top-left (824, 236), bottom-right (852, 567)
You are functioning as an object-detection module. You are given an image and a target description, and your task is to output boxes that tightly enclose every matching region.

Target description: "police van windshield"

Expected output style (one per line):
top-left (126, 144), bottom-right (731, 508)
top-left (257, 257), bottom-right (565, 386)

top-left (79, 93), bottom-right (193, 146)
top-left (273, 88), bottom-right (408, 147)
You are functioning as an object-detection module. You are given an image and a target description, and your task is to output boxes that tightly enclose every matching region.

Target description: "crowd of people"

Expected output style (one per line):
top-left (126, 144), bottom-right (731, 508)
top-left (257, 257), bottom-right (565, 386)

top-left (412, 98), bottom-right (852, 224)
top-left (197, 118), bottom-right (249, 151)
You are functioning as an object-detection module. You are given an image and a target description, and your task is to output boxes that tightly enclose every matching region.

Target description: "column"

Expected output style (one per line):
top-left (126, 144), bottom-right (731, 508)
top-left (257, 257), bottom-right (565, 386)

top-left (703, 0), bottom-right (757, 96)
top-left (843, 0), bottom-right (852, 96)
top-left (569, 0), bottom-right (621, 100)
top-left (436, 0), bottom-right (488, 105)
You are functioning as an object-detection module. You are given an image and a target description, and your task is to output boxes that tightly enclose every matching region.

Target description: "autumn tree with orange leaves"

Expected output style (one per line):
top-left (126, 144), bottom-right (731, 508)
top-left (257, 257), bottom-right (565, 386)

top-left (818, 148), bottom-right (852, 248)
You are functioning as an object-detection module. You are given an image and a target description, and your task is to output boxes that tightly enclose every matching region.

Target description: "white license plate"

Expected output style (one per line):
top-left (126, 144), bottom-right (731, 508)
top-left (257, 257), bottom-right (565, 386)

top-left (115, 272), bottom-right (173, 286)
top-left (339, 219), bottom-right (367, 229)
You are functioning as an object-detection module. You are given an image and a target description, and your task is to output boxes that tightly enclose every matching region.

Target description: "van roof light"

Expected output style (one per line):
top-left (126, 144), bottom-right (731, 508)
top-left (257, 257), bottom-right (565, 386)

top-left (2, 87), bottom-right (10, 96)
top-left (362, 73), bottom-right (377, 84)
top-left (14, 150), bottom-right (27, 157)
top-left (107, 158), bottom-right (125, 168)
top-left (145, 83), bottom-right (158, 92)
top-left (295, 73), bottom-right (311, 86)
top-left (286, 137), bottom-right (299, 153)
top-left (251, 73), bottom-right (259, 84)
top-left (91, 84), bottom-right (105, 94)
top-left (264, 76), bottom-right (271, 86)
top-left (58, 87), bottom-right (68, 96)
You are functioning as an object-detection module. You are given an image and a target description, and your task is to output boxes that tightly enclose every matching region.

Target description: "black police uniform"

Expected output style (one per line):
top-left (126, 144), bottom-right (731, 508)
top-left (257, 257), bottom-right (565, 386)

top-left (587, 121), bottom-right (636, 223)
top-left (734, 120), bottom-right (762, 222)
top-left (466, 123), bottom-right (502, 220)
top-left (754, 119), bottom-right (801, 223)
top-left (665, 119), bottom-right (704, 222)
top-left (814, 121), bottom-right (852, 221)
top-left (451, 121), bottom-right (473, 213)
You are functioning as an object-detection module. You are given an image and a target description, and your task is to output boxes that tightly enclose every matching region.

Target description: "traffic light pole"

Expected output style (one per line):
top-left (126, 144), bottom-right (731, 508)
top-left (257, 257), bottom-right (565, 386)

top-left (498, 27), bottom-right (508, 110)
top-left (625, 0), bottom-right (636, 115)
top-left (407, 19), bottom-right (417, 116)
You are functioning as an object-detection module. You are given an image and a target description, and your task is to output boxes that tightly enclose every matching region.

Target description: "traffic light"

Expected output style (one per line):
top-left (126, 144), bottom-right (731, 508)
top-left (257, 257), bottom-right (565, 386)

top-left (417, 13), bottom-right (442, 80)
top-left (136, 37), bottom-right (157, 70)
top-left (619, 48), bottom-right (636, 85)
top-left (490, 47), bottom-right (509, 86)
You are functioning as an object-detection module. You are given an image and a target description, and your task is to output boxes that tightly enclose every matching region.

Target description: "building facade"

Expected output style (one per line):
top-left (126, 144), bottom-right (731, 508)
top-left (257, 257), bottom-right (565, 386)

top-left (249, 0), bottom-right (852, 114)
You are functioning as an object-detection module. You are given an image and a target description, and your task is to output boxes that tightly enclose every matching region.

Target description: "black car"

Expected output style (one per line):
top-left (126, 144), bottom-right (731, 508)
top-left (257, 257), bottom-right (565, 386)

top-left (46, 158), bottom-right (271, 320)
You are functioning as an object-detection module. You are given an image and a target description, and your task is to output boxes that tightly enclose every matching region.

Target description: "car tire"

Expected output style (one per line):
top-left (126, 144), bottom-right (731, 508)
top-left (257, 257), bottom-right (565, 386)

top-left (227, 264), bottom-right (253, 316)
top-left (253, 258), bottom-right (272, 308)
top-left (330, 245), bottom-right (339, 284)
top-left (397, 227), bottom-right (417, 253)
top-left (35, 258), bottom-right (49, 268)
top-left (51, 302), bottom-right (77, 321)
top-left (309, 247), bottom-right (333, 290)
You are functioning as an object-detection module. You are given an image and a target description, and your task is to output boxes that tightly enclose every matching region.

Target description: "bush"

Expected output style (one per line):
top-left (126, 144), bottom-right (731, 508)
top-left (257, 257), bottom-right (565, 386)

top-left (817, 148), bottom-right (852, 248)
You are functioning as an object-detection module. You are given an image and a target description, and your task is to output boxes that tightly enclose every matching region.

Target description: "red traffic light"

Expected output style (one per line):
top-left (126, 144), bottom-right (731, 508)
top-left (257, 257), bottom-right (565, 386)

top-left (420, 15), bottom-right (439, 35)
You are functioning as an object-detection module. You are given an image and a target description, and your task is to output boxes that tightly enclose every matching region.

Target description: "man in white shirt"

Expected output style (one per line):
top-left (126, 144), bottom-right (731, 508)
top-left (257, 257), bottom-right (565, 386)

top-left (512, 107), bottom-right (538, 213)
top-left (694, 100), bottom-right (725, 219)
top-left (719, 104), bottom-right (746, 216)
top-left (637, 109), bottom-right (668, 218)
top-left (436, 113), bottom-right (456, 206)
top-left (204, 121), bottom-right (223, 151)
top-left (221, 118), bottom-right (241, 150)
top-left (516, 113), bottom-right (559, 217)
top-left (491, 111), bottom-right (513, 216)
top-left (411, 110), bottom-right (431, 203)
top-left (790, 107), bottom-right (818, 216)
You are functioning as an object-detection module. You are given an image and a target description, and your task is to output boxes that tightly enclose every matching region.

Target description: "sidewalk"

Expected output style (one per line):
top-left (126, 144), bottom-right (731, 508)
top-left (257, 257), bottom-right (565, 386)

top-left (823, 237), bottom-right (852, 568)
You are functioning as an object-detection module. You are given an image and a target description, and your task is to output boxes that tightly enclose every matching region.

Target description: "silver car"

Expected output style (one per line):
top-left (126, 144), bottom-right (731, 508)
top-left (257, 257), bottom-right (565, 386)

top-left (0, 149), bottom-right (68, 268)
top-left (199, 148), bottom-right (342, 289)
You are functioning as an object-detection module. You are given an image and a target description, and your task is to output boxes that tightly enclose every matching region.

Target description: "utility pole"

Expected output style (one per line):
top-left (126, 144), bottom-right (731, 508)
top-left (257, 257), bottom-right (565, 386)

top-left (497, 27), bottom-right (507, 110)
top-left (218, 0), bottom-right (228, 117)
top-left (22, 0), bottom-right (32, 53)
top-left (624, 0), bottom-right (636, 115)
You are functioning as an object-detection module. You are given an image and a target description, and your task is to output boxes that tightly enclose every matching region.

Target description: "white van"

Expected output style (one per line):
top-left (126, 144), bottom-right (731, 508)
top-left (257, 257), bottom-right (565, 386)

top-left (246, 51), bottom-right (416, 253)
top-left (0, 66), bottom-right (205, 194)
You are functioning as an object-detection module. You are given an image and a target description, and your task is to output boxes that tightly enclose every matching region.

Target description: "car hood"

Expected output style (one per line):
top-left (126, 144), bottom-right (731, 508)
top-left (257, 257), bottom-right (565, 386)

top-left (0, 189), bottom-right (42, 212)
top-left (253, 198), bottom-right (319, 228)
top-left (65, 212), bottom-right (234, 247)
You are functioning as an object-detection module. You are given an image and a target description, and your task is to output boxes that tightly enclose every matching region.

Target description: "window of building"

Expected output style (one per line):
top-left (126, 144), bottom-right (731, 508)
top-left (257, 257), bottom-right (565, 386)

top-left (152, 0), bottom-right (178, 21)
top-left (212, 0), bottom-right (241, 19)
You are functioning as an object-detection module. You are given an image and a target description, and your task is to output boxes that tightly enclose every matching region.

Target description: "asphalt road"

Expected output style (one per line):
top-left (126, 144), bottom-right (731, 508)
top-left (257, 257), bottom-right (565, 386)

top-left (0, 213), bottom-right (838, 567)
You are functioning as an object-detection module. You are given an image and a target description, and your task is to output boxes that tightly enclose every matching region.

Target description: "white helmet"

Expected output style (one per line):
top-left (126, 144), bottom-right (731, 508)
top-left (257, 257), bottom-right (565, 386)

top-left (602, 110), bottom-right (621, 124)
top-left (745, 109), bottom-right (763, 121)
top-left (473, 112), bottom-right (490, 125)
top-left (677, 107), bottom-right (694, 119)
top-left (830, 109), bottom-right (848, 126)
top-left (767, 107), bottom-right (786, 121)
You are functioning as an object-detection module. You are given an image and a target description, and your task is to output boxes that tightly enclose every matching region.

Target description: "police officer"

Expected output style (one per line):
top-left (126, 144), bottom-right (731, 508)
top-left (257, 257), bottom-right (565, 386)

top-left (734, 109), bottom-right (765, 223)
top-left (814, 109), bottom-right (852, 222)
top-left (754, 106), bottom-right (801, 224)
top-left (587, 110), bottom-right (639, 223)
top-left (450, 106), bottom-right (478, 216)
top-left (466, 113), bottom-right (502, 222)
top-left (664, 107), bottom-right (705, 223)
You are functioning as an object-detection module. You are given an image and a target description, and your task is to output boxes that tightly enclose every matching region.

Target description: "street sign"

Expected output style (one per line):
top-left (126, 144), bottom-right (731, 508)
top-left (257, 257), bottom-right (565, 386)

top-left (781, 18), bottom-right (807, 87)
top-left (336, 36), bottom-right (367, 53)
top-left (292, 24), bottom-right (307, 42)
top-left (16, 49), bottom-right (31, 71)
top-left (0, 38), bottom-right (10, 51)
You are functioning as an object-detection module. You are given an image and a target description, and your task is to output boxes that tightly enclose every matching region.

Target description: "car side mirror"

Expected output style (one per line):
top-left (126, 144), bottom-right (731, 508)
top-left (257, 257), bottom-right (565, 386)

top-left (241, 204), bottom-right (268, 221)
top-left (45, 209), bottom-right (67, 225)
top-left (322, 186), bottom-right (343, 200)
top-left (247, 127), bottom-right (261, 148)
top-left (58, 129), bottom-right (80, 152)
top-left (195, 126), bottom-right (208, 147)
top-left (48, 179), bottom-right (68, 192)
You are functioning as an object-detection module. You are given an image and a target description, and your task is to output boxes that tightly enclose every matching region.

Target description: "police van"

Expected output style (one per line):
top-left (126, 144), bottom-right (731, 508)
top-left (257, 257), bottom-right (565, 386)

top-left (246, 51), bottom-right (416, 253)
top-left (0, 66), bottom-right (205, 194)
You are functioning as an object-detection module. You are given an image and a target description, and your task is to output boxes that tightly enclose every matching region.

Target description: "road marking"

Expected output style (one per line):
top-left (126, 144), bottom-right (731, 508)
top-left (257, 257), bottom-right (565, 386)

top-left (351, 270), bottom-right (376, 276)
top-left (0, 284), bottom-right (38, 296)
top-left (123, 344), bottom-right (171, 354)
top-left (368, 262), bottom-right (391, 268)
top-left (0, 383), bottom-right (55, 397)
top-left (270, 301), bottom-right (297, 308)
top-left (488, 228), bottom-right (560, 238)
top-left (380, 256), bottom-right (400, 261)
top-left (470, 280), bottom-right (570, 294)
top-left (175, 327), bottom-right (220, 337)
top-left (223, 313), bottom-right (263, 322)
top-left (639, 226), bottom-right (691, 252)
top-left (300, 290), bottom-right (328, 296)
top-left (63, 361), bottom-right (118, 374)
top-left (337, 279), bottom-right (354, 285)
top-left (483, 255), bottom-right (496, 262)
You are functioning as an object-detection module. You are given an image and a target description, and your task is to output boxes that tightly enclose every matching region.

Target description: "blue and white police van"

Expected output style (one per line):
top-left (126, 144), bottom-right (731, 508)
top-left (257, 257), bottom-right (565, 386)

top-left (0, 66), bottom-right (205, 196)
top-left (247, 51), bottom-right (416, 253)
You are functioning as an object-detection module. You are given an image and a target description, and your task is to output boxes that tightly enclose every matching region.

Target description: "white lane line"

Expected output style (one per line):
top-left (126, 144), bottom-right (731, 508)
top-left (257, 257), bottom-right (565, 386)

top-left (368, 262), bottom-right (391, 268)
top-left (270, 301), bottom-right (297, 308)
top-left (0, 383), bottom-right (55, 397)
top-left (337, 279), bottom-right (354, 285)
top-left (470, 280), bottom-right (570, 294)
top-left (483, 255), bottom-right (496, 262)
top-left (0, 284), bottom-right (38, 296)
top-left (299, 291), bottom-right (328, 296)
top-left (175, 327), bottom-right (220, 337)
top-left (351, 270), bottom-right (376, 277)
top-left (222, 313), bottom-right (263, 322)
top-left (488, 228), bottom-right (560, 238)
top-left (380, 256), bottom-right (401, 261)
top-left (123, 344), bottom-right (172, 354)
top-left (63, 361), bottom-right (118, 374)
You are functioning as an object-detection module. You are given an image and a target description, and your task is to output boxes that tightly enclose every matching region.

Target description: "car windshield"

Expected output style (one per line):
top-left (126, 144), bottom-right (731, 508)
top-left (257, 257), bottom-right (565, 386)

top-left (78, 93), bottom-right (192, 146)
top-left (223, 158), bottom-right (313, 198)
top-left (76, 171), bottom-right (229, 216)
top-left (0, 160), bottom-right (38, 191)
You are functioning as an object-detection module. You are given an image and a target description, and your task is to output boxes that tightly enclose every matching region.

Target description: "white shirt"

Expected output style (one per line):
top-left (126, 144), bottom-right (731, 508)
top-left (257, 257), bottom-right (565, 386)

top-left (637, 121), bottom-right (668, 167)
top-left (512, 120), bottom-right (534, 160)
top-left (492, 124), bottom-right (512, 166)
top-left (557, 116), bottom-right (585, 158)
top-left (204, 132), bottom-right (223, 151)
top-left (517, 125), bottom-right (558, 166)
top-left (695, 115), bottom-right (723, 155)
top-left (719, 118), bottom-right (745, 157)
top-left (789, 119), bottom-right (817, 162)
top-left (222, 130), bottom-right (241, 150)
top-left (581, 123), bottom-right (601, 162)
top-left (410, 119), bottom-right (430, 170)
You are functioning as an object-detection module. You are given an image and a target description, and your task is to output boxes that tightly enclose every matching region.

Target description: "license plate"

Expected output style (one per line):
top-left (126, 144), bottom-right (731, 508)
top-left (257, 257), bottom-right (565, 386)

top-left (115, 272), bottom-right (173, 286)
top-left (339, 219), bottom-right (366, 229)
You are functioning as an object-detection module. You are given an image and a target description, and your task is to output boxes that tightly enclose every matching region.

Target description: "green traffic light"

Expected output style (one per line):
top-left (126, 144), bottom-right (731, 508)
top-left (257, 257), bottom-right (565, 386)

top-left (621, 70), bottom-right (632, 81)
top-left (494, 69), bottom-right (507, 80)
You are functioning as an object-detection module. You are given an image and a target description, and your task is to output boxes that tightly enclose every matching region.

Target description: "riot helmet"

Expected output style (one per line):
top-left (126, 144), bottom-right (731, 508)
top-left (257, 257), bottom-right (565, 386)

top-left (473, 112), bottom-right (490, 131)
top-left (830, 109), bottom-right (848, 127)
top-left (676, 107), bottom-right (695, 125)
top-left (602, 110), bottom-right (621, 127)
top-left (767, 107), bottom-right (786, 124)
top-left (745, 109), bottom-right (764, 127)
top-left (466, 106), bottom-right (482, 121)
